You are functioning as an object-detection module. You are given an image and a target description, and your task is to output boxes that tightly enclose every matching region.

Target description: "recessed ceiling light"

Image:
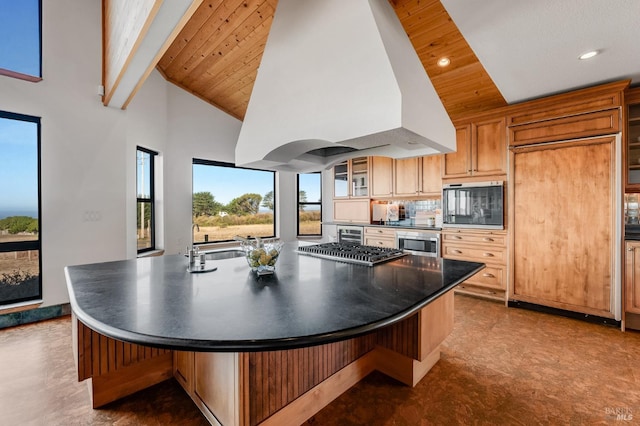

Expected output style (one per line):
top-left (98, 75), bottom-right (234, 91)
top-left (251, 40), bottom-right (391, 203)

top-left (578, 50), bottom-right (599, 60)
top-left (437, 57), bottom-right (451, 67)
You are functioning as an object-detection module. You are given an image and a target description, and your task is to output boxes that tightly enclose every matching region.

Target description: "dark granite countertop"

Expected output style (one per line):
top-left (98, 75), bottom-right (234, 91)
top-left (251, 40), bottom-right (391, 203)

top-left (65, 242), bottom-right (483, 352)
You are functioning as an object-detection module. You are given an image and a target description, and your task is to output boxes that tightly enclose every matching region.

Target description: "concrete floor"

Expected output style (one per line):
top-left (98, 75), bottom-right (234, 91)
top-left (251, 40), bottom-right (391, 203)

top-left (2, 295), bottom-right (640, 425)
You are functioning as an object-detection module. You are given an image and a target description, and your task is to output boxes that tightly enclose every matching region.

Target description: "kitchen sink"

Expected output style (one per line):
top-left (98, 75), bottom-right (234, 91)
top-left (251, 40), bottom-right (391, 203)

top-left (204, 249), bottom-right (245, 260)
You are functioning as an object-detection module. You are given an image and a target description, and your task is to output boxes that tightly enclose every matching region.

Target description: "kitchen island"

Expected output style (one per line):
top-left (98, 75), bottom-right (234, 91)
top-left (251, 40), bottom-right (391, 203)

top-left (66, 242), bottom-right (483, 425)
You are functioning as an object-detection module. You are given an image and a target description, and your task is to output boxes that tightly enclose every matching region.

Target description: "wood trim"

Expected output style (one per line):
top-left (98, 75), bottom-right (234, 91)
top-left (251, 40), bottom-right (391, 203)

top-left (0, 68), bottom-right (42, 82)
top-left (103, 0), bottom-right (162, 105)
top-left (509, 109), bottom-right (620, 147)
top-left (91, 352), bottom-right (173, 408)
top-left (121, 0), bottom-right (204, 109)
top-left (507, 81), bottom-right (627, 126)
top-left (0, 301), bottom-right (42, 315)
top-left (374, 344), bottom-right (440, 387)
top-left (258, 350), bottom-right (377, 426)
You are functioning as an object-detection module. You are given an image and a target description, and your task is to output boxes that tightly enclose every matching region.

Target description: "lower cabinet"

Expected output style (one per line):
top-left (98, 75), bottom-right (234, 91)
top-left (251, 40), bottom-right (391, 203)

top-left (625, 241), bottom-right (640, 330)
top-left (174, 351), bottom-right (244, 425)
top-left (442, 229), bottom-right (507, 302)
top-left (364, 227), bottom-right (396, 247)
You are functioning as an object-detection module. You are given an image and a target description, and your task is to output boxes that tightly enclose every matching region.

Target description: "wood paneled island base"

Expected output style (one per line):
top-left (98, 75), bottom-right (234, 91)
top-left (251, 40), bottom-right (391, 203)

top-left (73, 291), bottom-right (454, 426)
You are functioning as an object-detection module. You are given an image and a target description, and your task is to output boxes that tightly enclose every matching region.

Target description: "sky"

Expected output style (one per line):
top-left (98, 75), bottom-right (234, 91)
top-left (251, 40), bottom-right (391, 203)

top-left (192, 165), bottom-right (322, 208)
top-left (0, 0), bottom-right (41, 77)
top-left (0, 117), bottom-right (38, 218)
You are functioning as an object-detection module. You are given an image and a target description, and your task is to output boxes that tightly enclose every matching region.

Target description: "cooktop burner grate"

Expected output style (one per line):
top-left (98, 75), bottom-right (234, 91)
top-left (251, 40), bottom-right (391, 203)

top-left (297, 242), bottom-right (407, 266)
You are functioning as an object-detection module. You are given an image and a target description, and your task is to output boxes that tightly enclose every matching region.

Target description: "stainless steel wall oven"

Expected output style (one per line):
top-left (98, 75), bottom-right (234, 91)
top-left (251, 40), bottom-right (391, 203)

top-left (442, 181), bottom-right (504, 229)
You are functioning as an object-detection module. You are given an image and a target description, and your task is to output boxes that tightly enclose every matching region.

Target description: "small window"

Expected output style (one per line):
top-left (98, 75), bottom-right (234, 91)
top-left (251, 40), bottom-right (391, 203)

top-left (0, 111), bottom-right (41, 306)
top-left (297, 172), bottom-right (322, 236)
top-left (0, 0), bottom-right (42, 81)
top-left (192, 159), bottom-right (276, 244)
top-left (137, 147), bottom-right (156, 253)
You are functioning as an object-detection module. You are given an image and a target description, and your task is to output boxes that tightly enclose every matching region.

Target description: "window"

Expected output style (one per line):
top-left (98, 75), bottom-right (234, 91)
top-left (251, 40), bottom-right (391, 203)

top-left (0, 0), bottom-right (42, 81)
top-left (137, 147), bottom-right (156, 253)
top-left (192, 159), bottom-right (276, 244)
top-left (0, 111), bottom-right (41, 306)
top-left (297, 172), bottom-right (322, 236)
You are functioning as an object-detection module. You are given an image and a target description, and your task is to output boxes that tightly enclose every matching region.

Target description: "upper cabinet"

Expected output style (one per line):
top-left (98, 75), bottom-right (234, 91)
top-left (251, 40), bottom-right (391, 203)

top-left (333, 157), bottom-right (369, 198)
top-left (370, 156), bottom-right (393, 197)
top-left (393, 157), bottom-right (420, 196)
top-left (626, 87), bottom-right (640, 191)
top-left (443, 117), bottom-right (507, 179)
top-left (370, 155), bottom-right (442, 198)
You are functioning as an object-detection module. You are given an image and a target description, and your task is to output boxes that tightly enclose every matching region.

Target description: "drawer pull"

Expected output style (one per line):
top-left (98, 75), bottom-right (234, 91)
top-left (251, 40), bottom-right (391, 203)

top-left (453, 235), bottom-right (462, 240)
top-left (482, 273), bottom-right (495, 278)
top-left (483, 237), bottom-right (494, 242)
top-left (377, 229), bottom-right (383, 233)
top-left (453, 249), bottom-right (463, 254)
top-left (483, 253), bottom-right (494, 257)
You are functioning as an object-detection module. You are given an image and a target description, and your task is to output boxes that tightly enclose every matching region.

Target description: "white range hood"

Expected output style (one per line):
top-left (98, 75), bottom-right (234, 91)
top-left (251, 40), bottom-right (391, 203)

top-left (235, 0), bottom-right (456, 172)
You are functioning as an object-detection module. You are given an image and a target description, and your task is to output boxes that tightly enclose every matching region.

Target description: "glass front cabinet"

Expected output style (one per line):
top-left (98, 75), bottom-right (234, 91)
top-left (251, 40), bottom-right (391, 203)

top-left (626, 87), bottom-right (640, 190)
top-left (333, 157), bottom-right (369, 198)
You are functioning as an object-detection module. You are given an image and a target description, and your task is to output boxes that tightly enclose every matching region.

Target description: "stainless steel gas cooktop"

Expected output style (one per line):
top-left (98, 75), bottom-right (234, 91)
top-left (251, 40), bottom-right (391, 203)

top-left (297, 242), bottom-right (406, 266)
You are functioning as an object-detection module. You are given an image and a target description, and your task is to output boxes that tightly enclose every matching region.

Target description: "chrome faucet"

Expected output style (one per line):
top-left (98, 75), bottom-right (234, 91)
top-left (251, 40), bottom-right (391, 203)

top-left (192, 223), bottom-right (200, 244)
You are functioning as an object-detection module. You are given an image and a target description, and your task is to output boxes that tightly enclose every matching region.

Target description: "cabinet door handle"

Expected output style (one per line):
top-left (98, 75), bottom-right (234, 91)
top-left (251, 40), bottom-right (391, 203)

top-left (453, 249), bottom-right (463, 254)
top-left (629, 247), bottom-right (636, 251)
top-left (483, 252), bottom-right (494, 257)
top-left (483, 237), bottom-right (494, 242)
top-left (482, 273), bottom-right (495, 278)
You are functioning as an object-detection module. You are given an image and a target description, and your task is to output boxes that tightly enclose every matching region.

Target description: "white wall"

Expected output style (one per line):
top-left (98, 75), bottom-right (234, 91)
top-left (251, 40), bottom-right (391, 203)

top-left (0, 0), bottom-right (304, 309)
top-left (164, 83), bottom-right (242, 254)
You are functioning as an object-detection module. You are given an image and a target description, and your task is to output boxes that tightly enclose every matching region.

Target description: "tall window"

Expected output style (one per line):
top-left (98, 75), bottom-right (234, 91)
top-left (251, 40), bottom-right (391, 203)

top-left (0, 0), bottom-right (42, 81)
top-left (0, 111), bottom-right (41, 306)
top-left (297, 172), bottom-right (322, 236)
top-left (137, 147), bottom-right (156, 253)
top-left (192, 159), bottom-right (276, 244)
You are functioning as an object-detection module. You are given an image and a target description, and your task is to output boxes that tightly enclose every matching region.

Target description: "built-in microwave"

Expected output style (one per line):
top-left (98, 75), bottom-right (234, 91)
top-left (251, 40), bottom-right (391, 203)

top-left (442, 181), bottom-right (504, 229)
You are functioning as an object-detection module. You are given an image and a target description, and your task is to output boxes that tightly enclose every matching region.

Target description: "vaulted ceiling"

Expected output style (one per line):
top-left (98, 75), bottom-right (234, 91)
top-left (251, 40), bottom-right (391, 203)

top-left (156, 0), bottom-right (508, 123)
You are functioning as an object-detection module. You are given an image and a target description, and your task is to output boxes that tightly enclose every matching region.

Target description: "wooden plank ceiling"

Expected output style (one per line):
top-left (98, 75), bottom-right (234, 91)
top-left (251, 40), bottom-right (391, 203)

top-left (157, 0), bottom-right (507, 123)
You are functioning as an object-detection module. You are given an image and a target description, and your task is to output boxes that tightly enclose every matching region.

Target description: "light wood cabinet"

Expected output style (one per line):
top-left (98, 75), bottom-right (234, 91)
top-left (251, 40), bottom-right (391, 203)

top-left (333, 199), bottom-right (370, 223)
top-left (394, 157), bottom-right (420, 196)
top-left (333, 157), bottom-right (369, 198)
top-left (421, 155), bottom-right (442, 195)
top-left (625, 87), bottom-right (640, 190)
top-left (370, 156), bottom-right (393, 197)
top-left (371, 155), bottom-right (442, 197)
top-left (443, 229), bottom-right (507, 301)
top-left (443, 117), bottom-right (506, 179)
top-left (510, 136), bottom-right (615, 317)
top-left (625, 241), bottom-right (640, 315)
top-left (174, 351), bottom-right (194, 394)
top-left (625, 241), bottom-right (640, 330)
top-left (193, 352), bottom-right (244, 426)
top-left (364, 227), bottom-right (396, 247)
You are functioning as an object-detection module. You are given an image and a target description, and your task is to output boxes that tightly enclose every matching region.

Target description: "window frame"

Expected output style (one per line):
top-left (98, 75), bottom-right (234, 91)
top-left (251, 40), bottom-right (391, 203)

top-left (0, 0), bottom-right (43, 82)
top-left (192, 159), bottom-right (277, 244)
top-left (297, 172), bottom-right (322, 237)
top-left (136, 146), bottom-right (157, 254)
top-left (0, 110), bottom-right (42, 305)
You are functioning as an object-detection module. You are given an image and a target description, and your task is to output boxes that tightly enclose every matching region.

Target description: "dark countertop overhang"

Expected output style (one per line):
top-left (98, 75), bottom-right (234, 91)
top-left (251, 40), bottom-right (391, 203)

top-left (65, 242), bottom-right (484, 352)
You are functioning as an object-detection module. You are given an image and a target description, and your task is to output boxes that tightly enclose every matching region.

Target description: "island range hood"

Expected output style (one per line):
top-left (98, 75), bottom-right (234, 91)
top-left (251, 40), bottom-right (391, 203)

top-left (235, 0), bottom-right (456, 172)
